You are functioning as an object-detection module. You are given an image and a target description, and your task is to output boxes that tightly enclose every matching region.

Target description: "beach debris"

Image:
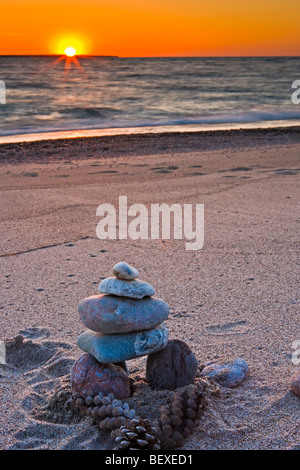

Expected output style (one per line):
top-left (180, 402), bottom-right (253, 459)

top-left (78, 293), bottom-right (169, 334)
top-left (113, 261), bottom-right (139, 280)
top-left (99, 277), bottom-right (155, 299)
top-left (70, 353), bottom-right (130, 399)
top-left (112, 418), bottom-right (161, 450)
top-left (74, 391), bottom-right (138, 433)
top-left (154, 384), bottom-right (207, 450)
top-left (290, 370), bottom-right (300, 397)
top-left (146, 339), bottom-right (198, 390)
top-left (201, 357), bottom-right (249, 388)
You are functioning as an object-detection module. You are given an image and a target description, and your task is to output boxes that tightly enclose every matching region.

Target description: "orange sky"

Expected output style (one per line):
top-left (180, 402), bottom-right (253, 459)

top-left (1, 0), bottom-right (299, 56)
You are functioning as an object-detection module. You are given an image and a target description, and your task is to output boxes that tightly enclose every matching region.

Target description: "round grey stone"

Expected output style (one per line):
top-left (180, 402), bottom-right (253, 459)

top-left (146, 339), bottom-right (198, 390)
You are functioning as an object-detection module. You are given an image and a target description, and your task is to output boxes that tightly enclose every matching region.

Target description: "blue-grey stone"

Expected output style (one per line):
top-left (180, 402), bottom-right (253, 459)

top-left (99, 277), bottom-right (155, 299)
top-left (201, 358), bottom-right (249, 387)
top-left (77, 323), bottom-right (169, 363)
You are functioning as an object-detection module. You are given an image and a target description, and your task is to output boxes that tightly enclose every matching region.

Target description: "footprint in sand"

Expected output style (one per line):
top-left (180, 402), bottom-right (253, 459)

top-left (5, 333), bottom-right (73, 372)
top-left (18, 327), bottom-right (50, 339)
top-left (87, 170), bottom-right (118, 174)
top-left (3, 333), bottom-right (104, 449)
top-left (3, 332), bottom-right (80, 443)
top-left (205, 320), bottom-right (249, 336)
top-left (229, 167), bottom-right (253, 172)
top-left (219, 167), bottom-right (253, 173)
top-left (22, 172), bottom-right (39, 177)
top-left (151, 165), bottom-right (179, 173)
top-left (274, 169), bottom-right (299, 176)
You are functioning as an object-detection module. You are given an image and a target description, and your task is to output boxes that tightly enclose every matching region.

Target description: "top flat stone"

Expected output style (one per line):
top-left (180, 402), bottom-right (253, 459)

top-left (113, 262), bottom-right (139, 280)
top-left (99, 277), bottom-right (155, 299)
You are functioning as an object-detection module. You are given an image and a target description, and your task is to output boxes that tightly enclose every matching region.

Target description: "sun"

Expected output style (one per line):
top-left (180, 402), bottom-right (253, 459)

top-left (64, 46), bottom-right (76, 57)
top-left (46, 34), bottom-right (90, 80)
top-left (50, 32), bottom-right (91, 56)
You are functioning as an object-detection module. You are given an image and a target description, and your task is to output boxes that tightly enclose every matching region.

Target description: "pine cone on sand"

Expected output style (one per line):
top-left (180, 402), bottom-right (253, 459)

top-left (155, 384), bottom-right (207, 450)
top-left (74, 392), bottom-right (138, 433)
top-left (113, 418), bottom-right (161, 450)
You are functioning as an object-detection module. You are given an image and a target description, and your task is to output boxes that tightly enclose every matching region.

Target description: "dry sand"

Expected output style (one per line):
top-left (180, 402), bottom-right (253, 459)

top-left (0, 127), bottom-right (299, 450)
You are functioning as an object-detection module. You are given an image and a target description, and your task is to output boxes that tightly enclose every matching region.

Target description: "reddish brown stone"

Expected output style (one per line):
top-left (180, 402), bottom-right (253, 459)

top-left (70, 353), bottom-right (130, 399)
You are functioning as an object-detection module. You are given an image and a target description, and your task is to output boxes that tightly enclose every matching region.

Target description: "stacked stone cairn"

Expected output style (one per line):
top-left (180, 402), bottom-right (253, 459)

top-left (71, 261), bottom-right (202, 449)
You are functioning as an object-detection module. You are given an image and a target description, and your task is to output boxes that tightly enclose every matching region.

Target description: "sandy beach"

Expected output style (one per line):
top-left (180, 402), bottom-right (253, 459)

top-left (0, 126), bottom-right (299, 450)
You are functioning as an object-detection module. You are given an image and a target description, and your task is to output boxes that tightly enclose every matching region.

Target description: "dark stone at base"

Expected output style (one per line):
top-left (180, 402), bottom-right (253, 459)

top-left (146, 339), bottom-right (198, 390)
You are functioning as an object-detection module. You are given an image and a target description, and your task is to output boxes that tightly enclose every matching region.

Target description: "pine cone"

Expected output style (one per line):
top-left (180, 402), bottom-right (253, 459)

top-left (113, 418), bottom-right (161, 450)
top-left (74, 392), bottom-right (138, 433)
top-left (155, 384), bottom-right (207, 449)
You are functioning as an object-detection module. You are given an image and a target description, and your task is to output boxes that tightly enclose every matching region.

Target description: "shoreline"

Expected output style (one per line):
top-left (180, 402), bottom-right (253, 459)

top-left (0, 125), bottom-right (300, 165)
top-left (0, 120), bottom-right (300, 146)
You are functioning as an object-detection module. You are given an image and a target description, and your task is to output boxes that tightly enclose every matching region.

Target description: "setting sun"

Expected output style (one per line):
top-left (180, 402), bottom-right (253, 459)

top-left (64, 47), bottom-right (76, 57)
top-left (49, 33), bottom-right (90, 56)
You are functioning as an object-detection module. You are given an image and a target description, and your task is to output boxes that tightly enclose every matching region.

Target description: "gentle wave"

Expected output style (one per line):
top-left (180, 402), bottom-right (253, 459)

top-left (1, 110), bottom-right (300, 137)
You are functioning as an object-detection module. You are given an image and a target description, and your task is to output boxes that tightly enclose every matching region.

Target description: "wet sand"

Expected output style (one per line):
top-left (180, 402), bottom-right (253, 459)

top-left (0, 127), bottom-right (299, 450)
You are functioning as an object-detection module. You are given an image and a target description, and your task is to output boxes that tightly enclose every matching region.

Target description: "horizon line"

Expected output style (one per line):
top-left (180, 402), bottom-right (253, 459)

top-left (0, 54), bottom-right (300, 58)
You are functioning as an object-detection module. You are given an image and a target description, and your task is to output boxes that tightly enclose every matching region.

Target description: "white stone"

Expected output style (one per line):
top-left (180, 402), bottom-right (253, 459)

top-left (113, 262), bottom-right (139, 280)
